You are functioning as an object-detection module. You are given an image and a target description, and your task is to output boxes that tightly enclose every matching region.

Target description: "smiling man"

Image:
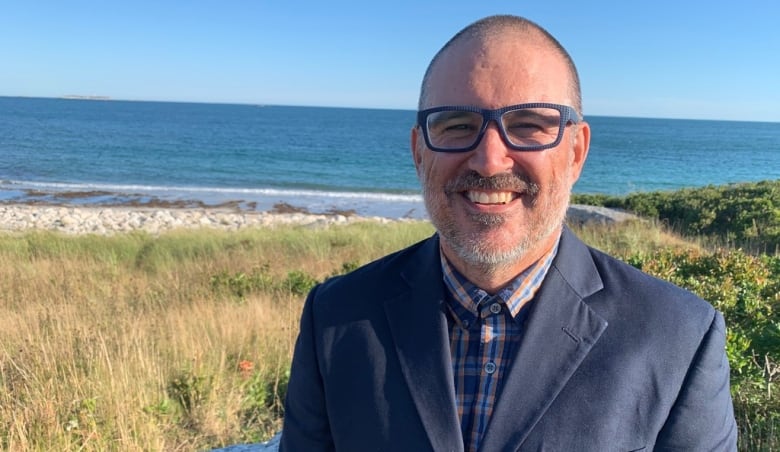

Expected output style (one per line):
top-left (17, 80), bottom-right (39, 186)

top-left (281, 15), bottom-right (737, 452)
top-left (412, 22), bottom-right (588, 294)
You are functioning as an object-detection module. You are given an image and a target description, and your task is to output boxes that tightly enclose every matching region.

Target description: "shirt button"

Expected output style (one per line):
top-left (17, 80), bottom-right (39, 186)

top-left (462, 320), bottom-right (470, 329)
top-left (484, 362), bottom-right (496, 374)
top-left (489, 303), bottom-right (502, 314)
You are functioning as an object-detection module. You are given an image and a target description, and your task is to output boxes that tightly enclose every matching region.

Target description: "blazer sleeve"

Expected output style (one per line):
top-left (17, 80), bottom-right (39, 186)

top-left (279, 285), bottom-right (335, 452)
top-left (655, 310), bottom-right (738, 451)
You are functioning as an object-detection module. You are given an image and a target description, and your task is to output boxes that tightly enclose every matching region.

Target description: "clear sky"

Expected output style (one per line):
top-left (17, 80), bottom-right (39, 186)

top-left (3, 1), bottom-right (779, 122)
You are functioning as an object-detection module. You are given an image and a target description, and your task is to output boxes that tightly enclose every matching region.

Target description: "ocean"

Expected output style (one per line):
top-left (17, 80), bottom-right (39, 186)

top-left (1, 96), bottom-right (778, 219)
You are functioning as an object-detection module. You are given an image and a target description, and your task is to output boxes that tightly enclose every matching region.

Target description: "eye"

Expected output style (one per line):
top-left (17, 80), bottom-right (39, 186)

top-left (444, 122), bottom-right (474, 131)
top-left (505, 120), bottom-right (547, 136)
top-left (428, 111), bottom-right (482, 137)
top-left (503, 109), bottom-right (560, 137)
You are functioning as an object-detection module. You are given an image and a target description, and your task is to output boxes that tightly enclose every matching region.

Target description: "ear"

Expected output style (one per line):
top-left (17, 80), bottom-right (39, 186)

top-left (568, 121), bottom-right (590, 184)
top-left (410, 125), bottom-right (424, 178)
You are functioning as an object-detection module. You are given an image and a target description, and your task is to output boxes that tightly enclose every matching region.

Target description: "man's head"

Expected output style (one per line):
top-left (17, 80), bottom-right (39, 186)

top-left (411, 15), bottom-right (591, 290)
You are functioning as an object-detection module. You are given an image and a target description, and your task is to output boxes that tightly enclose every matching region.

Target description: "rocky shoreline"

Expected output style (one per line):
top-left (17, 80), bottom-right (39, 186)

top-left (0, 204), bottom-right (396, 235)
top-left (0, 203), bottom-right (636, 235)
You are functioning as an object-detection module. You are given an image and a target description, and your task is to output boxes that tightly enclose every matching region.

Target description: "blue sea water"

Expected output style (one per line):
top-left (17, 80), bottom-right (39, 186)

top-left (1, 96), bottom-right (778, 218)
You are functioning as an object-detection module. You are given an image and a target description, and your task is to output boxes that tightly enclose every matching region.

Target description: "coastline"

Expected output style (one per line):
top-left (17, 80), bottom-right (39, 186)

top-left (0, 202), bottom-right (405, 235)
top-left (0, 201), bottom-right (635, 235)
top-left (0, 185), bottom-right (428, 221)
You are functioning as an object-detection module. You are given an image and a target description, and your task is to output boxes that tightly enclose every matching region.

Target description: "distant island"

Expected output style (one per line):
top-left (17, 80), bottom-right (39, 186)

top-left (61, 95), bottom-right (111, 100)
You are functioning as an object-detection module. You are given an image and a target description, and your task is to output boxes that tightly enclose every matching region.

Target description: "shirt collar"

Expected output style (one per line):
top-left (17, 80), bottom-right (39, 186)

top-left (441, 236), bottom-right (560, 323)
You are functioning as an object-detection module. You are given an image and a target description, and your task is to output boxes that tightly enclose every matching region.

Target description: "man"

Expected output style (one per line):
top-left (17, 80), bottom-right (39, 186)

top-left (280, 15), bottom-right (737, 451)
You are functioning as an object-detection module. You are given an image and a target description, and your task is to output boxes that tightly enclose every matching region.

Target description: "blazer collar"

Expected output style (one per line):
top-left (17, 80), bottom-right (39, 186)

top-left (480, 227), bottom-right (608, 450)
top-left (382, 229), bottom-right (608, 452)
top-left (384, 234), bottom-right (465, 452)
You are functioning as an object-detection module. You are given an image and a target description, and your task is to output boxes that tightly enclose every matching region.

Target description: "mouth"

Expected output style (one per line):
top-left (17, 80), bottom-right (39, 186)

top-left (444, 171), bottom-right (540, 211)
top-left (464, 190), bottom-right (519, 205)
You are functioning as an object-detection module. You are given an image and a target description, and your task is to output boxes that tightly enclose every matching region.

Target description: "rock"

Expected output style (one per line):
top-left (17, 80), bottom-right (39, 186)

top-left (0, 204), bottom-right (374, 235)
top-left (0, 203), bottom-right (637, 235)
top-left (566, 204), bottom-right (637, 226)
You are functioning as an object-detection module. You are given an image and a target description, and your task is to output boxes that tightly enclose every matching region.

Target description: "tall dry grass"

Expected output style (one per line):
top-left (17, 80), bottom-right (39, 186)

top-left (0, 219), bottom-right (706, 450)
top-left (0, 222), bottom-right (434, 450)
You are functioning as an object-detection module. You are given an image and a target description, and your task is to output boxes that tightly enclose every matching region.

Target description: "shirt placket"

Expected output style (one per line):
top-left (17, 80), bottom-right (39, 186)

top-left (469, 296), bottom-right (506, 451)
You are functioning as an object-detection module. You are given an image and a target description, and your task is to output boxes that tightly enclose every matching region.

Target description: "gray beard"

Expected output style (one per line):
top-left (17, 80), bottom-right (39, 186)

top-left (424, 180), bottom-right (569, 275)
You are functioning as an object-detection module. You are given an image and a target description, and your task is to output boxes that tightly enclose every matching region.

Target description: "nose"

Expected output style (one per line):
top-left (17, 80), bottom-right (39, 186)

top-left (468, 121), bottom-right (514, 177)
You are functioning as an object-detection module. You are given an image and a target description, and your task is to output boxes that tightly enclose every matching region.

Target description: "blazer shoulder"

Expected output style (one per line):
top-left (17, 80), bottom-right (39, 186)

top-left (585, 243), bottom-right (719, 332)
top-left (310, 234), bottom-right (438, 308)
top-left (556, 228), bottom-right (715, 322)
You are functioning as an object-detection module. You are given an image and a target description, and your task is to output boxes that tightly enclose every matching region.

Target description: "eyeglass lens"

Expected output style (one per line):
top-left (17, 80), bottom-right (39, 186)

top-left (425, 107), bottom-right (563, 150)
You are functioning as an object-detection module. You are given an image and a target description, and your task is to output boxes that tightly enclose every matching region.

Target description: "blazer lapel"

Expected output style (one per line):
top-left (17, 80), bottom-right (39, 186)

top-left (383, 236), bottom-right (464, 452)
top-left (480, 228), bottom-right (609, 451)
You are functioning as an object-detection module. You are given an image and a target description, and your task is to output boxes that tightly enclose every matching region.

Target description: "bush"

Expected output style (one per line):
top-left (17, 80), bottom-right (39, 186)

top-left (626, 248), bottom-right (780, 449)
top-left (210, 259), bottom-right (363, 300)
top-left (283, 270), bottom-right (318, 296)
top-left (210, 265), bottom-right (275, 300)
top-left (238, 368), bottom-right (289, 442)
top-left (167, 368), bottom-right (212, 426)
top-left (574, 180), bottom-right (780, 253)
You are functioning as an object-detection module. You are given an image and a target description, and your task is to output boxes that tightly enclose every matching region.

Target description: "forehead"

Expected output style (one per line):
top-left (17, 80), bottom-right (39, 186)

top-left (424, 32), bottom-right (572, 109)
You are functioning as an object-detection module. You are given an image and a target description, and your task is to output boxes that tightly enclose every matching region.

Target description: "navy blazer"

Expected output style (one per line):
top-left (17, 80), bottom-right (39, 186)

top-left (280, 228), bottom-right (737, 451)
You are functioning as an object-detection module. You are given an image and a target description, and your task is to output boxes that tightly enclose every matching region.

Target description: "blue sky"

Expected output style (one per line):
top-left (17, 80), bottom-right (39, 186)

top-left (3, 1), bottom-right (779, 121)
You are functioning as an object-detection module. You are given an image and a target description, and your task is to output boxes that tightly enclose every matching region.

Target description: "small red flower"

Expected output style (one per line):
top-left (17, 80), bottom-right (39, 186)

top-left (238, 360), bottom-right (254, 378)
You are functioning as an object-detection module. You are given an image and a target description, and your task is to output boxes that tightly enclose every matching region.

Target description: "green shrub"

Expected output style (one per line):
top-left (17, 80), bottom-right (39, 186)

top-left (167, 368), bottom-right (211, 421)
top-left (238, 368), bottom-right (289, 442)
top-left (283, 270), bottom-right (318, 296)
top-left (210, 264), bottom-right (274, 300)
top-left (211, 260), bottom-right (363, 300)
top-left (331, 260), bottom-right (361, 277)
top-left (626, 247), bottom-right (779, 449)
top-left (574, 180), bottom-right (780, 253)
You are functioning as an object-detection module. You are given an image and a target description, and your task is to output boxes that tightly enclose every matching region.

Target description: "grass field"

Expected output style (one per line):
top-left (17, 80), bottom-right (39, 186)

top-left (0, 217), bottom-right (776, 450)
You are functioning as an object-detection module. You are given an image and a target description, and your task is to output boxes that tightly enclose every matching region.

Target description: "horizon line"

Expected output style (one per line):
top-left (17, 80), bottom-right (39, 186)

top-left (1, 94), bottom-right (778, 125)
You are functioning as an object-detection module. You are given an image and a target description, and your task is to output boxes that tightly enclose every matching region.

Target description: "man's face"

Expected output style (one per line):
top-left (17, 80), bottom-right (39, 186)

top-left (411, 34), bottom-right (590, 275)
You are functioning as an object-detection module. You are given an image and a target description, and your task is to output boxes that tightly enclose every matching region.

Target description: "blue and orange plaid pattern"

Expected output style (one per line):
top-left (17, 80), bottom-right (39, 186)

top-left (441, 242), bottom-right (558, 452)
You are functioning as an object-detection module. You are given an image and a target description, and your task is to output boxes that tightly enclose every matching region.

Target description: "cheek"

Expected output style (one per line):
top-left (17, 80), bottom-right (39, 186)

top-left (416, 156), bottom-right (432, 184)
top-left (420, 154), bottom-right (461, 185)
top-left (561, 150), bottom-right (579, 185)
top-left (539, 150), bottom-right (577, 186)
top-left (507, 153), bottom-right (548, 183)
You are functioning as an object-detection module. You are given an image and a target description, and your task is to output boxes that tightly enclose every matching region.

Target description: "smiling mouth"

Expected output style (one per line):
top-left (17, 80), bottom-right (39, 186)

top-left (465, 190), bottom-right (519, 205)
top-left (445, 171), bottom-right (540, 206)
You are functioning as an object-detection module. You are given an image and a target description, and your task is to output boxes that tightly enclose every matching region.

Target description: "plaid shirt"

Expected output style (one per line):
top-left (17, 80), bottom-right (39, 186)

top-left (441, 242), bottom-right (558, 452)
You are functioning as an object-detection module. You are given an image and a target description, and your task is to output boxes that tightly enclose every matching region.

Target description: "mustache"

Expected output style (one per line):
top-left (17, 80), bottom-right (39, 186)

top-left (444, 171), bottom-right (540, 195)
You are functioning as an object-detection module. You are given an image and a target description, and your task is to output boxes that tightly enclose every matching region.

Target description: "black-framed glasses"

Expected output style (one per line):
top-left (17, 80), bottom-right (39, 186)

top-left (416, 102), bottom-right (582, 152)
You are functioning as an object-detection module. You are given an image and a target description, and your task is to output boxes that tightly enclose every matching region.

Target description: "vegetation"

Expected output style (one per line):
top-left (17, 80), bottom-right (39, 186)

top-left (1, 181), bottom-right (778, 450)
top-left (0, 222), bottom-right (434, 450)
top-left (573, 179), bottom-right (780, 253)
top-left (627, 248), bottom-right (779, 449)
top-left (573, 180), bottom-right (780, 449)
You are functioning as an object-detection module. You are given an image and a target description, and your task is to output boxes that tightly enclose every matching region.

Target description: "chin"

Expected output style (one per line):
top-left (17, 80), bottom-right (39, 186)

top-left (452, 205), bottom-right (566, 267)
top-left (444, 222), bottom-right (532, 268)
top-left (425, 181), bottom-right (569, 269)
top-left (463, 242), bottom-right (530, 268)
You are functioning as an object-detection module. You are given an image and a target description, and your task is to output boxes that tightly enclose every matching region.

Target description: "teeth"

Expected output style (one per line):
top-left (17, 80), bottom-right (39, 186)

top-left (466, 191), bottom-right (516, 204)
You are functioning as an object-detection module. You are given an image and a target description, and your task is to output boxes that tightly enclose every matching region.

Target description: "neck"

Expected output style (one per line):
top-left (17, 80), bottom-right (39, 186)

top-left (441, 229), bottom-right (560, 294)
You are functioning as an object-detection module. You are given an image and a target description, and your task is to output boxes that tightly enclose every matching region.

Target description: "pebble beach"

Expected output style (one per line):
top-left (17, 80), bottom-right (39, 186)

top-left (0, 202), bottom-right (635, 235)
top-left (0, 203), bottom-right (398, 235)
